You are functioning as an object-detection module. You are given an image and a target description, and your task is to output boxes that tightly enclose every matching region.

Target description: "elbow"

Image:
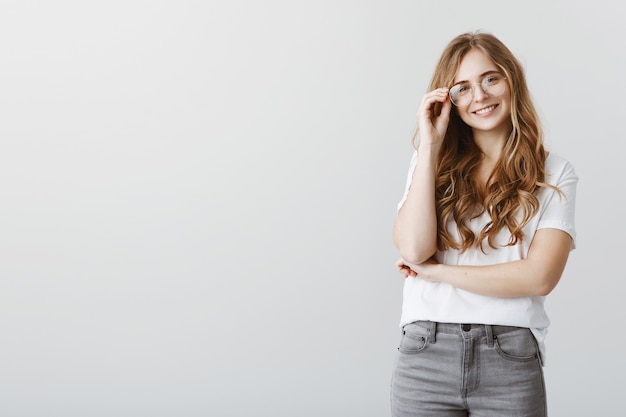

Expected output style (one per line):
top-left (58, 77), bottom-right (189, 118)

top-left (392, 228), bottom-right (437, 265)
top-left (535, 284), bottom-right (553, 297)
top-left (397, 245), bottom-right (437, 266)
top-left (533, 273), bottom-right (562, 296)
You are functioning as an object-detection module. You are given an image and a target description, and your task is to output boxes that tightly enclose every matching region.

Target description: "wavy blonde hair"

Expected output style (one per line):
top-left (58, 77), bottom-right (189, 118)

top-left (422, 31), bottom-right (551, 252)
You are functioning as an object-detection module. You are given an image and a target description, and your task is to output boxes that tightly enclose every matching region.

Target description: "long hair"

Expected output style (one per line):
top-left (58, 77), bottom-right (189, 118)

top-left (422, 31), bottom-right (549, 252)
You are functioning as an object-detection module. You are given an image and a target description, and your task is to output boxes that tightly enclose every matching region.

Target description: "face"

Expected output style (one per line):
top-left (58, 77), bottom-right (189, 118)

top-left (452, 48), bottom-right (512, 136)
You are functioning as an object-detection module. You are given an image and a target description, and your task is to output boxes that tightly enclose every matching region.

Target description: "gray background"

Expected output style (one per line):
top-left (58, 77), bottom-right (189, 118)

top-left (0, 0), bottom-right (622, 416)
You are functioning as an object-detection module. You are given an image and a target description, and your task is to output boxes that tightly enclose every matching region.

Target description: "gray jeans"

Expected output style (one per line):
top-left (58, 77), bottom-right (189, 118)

top-left (391, 321), bottom-right (547, 417)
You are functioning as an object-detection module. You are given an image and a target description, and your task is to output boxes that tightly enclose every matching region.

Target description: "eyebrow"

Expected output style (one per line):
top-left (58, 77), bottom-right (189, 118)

top-left (453, 70), bottom-right (501, 85)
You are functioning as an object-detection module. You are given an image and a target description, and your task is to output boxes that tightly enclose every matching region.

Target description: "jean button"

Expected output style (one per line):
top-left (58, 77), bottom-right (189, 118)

top-left (462, 324), bottom-right (471, 332)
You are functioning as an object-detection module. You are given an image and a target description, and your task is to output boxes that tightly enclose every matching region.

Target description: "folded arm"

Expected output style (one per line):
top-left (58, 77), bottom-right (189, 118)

top-left (397, 228), bottom-right (573, 297)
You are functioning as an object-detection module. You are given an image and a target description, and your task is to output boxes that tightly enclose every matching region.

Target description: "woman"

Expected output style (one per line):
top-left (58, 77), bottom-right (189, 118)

top-left (391, 31), bottom-right (577, 416)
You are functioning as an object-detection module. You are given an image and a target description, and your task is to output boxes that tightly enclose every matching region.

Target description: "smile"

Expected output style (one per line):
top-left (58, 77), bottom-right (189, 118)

top-left (474, 105), bottom-right (497, 115)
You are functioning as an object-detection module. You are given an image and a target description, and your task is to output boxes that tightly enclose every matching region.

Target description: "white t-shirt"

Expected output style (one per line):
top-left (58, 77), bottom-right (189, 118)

top-left (397, 151), bottom-right (578, 363)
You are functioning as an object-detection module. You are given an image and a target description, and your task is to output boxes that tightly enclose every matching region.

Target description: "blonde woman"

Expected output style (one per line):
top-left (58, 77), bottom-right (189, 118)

top-left (391, 32), bottom-right (577, 416)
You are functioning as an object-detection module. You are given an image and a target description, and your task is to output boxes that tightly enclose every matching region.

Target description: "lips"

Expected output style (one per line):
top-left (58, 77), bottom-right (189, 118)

top-left (474, 104), bottom-right (498, 115)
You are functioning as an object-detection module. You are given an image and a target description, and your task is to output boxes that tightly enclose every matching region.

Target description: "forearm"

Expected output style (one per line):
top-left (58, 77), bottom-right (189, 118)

top-left (393, 144), bottom-right (440, 264)
top-left (428, 260), bottom-right (552, 297)
top-left (400, 228), bottom-right (572, 297)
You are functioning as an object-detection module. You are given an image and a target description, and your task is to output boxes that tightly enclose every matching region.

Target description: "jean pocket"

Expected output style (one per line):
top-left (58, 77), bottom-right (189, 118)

top-left (494, 328), bottom-right (539, 362)
top-left (398, 322), bottom-right (430, 354)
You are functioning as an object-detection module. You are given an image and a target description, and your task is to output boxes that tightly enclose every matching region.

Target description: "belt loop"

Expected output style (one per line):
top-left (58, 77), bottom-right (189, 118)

top-left (428, 321), bottom-right (437, 344)
top-left (485, 324), bottom-right (494, 348)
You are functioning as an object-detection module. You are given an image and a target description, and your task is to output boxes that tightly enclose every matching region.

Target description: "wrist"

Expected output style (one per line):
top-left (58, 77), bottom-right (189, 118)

top-left (417, 141), bottom-right (441, 155)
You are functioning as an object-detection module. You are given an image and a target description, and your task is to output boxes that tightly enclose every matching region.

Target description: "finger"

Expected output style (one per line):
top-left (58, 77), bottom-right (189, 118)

top-left (418, 88), bottom-right (449, 113)
top-left (440, 94), bottom-right (452, 116)
top-left (418, 93), bottom-right (451, 128)
top-left (398, 265), bottom-right (411, 277)
top-left (433, 96), bottom-right (452, 131)
top-left (396, 258), bottom-right (410, 268)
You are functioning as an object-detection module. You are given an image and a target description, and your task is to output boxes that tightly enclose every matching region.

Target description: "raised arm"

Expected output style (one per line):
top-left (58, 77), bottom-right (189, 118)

top-left (393, 88), bottom-right (451, 265)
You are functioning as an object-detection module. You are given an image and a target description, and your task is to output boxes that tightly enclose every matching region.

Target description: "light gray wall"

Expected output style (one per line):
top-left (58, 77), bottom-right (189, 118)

top-left (0, 1), bottom-right (621, 415)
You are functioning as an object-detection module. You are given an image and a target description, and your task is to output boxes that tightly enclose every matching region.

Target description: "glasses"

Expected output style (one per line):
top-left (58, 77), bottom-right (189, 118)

top-left (449, 73), bottom-right (508, 107)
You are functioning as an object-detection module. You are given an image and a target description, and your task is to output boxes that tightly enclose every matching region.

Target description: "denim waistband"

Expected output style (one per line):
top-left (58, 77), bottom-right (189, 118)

top-left (405, 320), bottom-right (529, 346)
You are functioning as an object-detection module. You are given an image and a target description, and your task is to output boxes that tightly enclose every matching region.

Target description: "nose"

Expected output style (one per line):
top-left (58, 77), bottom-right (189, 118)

top-left (472, 84), bottom-right (488, 101)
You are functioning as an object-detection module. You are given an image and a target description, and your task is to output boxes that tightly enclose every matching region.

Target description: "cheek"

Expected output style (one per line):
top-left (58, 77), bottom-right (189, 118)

top-left (457, 108), bottom-right (472, 124)
top-left (501, 91), bottom-right (512, 110)
top-left (500, 97), bottom-right (512, 117)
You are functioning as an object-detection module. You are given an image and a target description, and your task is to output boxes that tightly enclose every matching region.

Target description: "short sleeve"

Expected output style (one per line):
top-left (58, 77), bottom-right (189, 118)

top-left (397, 150), bottom-right (418, 212)
top-left (537, 156), bottom-right (578, 250)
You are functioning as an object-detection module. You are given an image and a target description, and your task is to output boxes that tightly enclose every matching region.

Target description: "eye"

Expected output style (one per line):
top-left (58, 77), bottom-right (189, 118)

top-left (455, 84), bottom-right (470, 95)
top-left (483, 74), bottom-right (501, 86)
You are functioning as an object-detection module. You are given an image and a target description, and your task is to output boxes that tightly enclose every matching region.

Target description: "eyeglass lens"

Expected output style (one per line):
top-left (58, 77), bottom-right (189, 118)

top-left (449, 74), bottom-right (506, 107)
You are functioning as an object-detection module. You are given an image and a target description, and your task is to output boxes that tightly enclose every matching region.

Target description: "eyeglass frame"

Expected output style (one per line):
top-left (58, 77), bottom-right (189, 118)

top-left (448, 73), bottom-right (509, 107)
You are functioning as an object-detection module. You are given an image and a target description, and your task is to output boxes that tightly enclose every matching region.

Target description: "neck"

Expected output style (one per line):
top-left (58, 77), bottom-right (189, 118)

top-left (472, 126), bottom-right (509, 162)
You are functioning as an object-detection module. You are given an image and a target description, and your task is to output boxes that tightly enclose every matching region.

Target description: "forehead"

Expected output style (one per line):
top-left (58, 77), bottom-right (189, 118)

top-left (454, 48), bottom-right (499, 83)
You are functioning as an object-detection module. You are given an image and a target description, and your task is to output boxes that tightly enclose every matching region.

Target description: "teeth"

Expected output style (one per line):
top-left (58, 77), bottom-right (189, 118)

top-left (475, 105), bottom-right (496, 115)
